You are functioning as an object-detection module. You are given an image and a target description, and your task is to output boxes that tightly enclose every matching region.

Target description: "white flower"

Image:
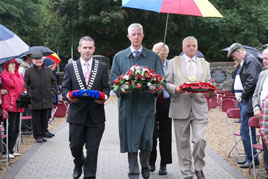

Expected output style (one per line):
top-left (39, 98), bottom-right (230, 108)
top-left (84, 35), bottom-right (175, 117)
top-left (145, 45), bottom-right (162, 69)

top-left (123, 75), bottom-right (130, 80)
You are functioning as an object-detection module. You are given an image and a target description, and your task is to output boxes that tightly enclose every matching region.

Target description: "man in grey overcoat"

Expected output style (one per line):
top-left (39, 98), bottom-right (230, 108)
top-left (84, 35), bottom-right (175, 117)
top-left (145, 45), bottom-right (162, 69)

top-left (252, 48), bottom-right (268, 179)
top-left (110, 23), bottom-right (164, 179)
top-left (165, 36), bottom-right (215, 179)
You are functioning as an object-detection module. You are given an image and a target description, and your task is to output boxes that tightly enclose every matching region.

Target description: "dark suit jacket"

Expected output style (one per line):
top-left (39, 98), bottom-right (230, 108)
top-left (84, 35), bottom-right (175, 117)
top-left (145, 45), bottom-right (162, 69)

top-left (61, 58), bottom-right (110, 125)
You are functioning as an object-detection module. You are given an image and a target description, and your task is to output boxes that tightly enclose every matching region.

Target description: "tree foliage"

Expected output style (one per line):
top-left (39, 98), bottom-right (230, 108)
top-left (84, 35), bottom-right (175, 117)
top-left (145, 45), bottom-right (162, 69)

top-left (0, 0), bottom-right (43, 45)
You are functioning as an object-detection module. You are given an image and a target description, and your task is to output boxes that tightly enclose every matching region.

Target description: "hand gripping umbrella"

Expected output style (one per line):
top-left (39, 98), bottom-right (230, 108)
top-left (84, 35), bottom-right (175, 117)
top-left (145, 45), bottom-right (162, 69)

top-left (122, 0), bottom-right (223, 43)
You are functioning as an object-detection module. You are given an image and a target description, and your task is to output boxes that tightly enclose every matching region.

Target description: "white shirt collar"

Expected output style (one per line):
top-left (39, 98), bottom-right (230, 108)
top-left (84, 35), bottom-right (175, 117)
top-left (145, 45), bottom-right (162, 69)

top-left (240, 60), bottom-right (244, 67)
top-left (130, 46), bottom-right (143, 53)
top-left (183, 54), bottom-right (197, 62)
top-left (81, 57), bottom-right (93, 66)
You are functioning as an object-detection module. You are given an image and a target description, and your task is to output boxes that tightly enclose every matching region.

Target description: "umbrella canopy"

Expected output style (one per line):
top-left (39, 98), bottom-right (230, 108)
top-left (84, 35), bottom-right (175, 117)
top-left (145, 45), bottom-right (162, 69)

top-left (222, 45), bottom-right (262, 61)
top-left (0, 24), bottom-right (29, 63)
top-left (122, 0), bottom-right (223, 43)
top-left (28, 46), bottom-right (54, 56)
top-left (122, 0), bottom-right (223, 17)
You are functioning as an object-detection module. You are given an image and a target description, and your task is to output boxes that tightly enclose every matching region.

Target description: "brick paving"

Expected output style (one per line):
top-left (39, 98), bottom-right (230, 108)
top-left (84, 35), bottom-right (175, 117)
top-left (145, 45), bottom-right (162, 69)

top-left (3, 102), bottom-right (246, 179)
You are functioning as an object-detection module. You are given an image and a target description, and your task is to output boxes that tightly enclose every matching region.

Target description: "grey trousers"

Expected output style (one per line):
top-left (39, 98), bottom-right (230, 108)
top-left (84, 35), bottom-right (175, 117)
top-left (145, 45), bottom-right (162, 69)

top-left (173, 112), bottom-right (208, 178)
top-left (128, 150), bottom-right (150, 179)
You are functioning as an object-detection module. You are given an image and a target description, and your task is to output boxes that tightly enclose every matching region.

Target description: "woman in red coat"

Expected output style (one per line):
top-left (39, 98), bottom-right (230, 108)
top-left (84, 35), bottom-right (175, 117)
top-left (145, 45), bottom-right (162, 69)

top-left (1, 59), bottom-right (24, 157)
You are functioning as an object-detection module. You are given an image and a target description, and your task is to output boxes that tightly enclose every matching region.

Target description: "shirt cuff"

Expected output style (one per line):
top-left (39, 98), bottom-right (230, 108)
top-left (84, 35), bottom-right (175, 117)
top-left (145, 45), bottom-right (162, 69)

top-left (254, 106), bottom-right (260, 111)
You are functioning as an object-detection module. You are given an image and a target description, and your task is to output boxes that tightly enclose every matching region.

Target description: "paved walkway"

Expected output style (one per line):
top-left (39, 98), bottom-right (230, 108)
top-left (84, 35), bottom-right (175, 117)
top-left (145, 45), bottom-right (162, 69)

top-left (3, 102), bottom-right (246, 179)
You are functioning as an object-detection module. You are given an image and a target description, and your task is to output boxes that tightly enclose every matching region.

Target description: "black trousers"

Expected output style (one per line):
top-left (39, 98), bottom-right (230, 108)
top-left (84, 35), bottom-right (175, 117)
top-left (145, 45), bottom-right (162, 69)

top-left (31, 109), bottom-right (49, 139)
top-left (69, 122), bottom-right (105, 178)
top-left (149, 98), bottom-right (172, 165)
top-left (4, 112), bottom-right (20, 153)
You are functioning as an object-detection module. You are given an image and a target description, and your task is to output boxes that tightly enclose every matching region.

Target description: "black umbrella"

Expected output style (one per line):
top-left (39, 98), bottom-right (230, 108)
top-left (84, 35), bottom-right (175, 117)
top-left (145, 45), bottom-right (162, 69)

top-left (222, 45), bottom-right (262, 61)
top-left (29, 46), bottom-right (54, 56)
top-left (21, 46), bottom-right (54, 57)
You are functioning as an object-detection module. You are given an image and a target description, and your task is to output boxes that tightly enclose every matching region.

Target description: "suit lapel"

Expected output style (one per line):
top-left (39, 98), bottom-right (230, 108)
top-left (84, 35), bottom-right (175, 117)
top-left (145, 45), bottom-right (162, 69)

top-left (179, 56), bottom-right (188, 79)
top-left (259, 70), bottom-right (268, 92)
top-left (77, 58), bottom-right (87, 87)
top-left (89, 59), bottom-right (96, 89)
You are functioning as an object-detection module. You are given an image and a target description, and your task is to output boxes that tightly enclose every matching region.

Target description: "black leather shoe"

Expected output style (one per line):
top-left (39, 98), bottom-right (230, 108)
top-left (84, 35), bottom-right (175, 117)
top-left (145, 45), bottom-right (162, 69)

top-left (141, 167), bottom-right (150, 179)
top-left (42, 138), bottom-right (47, 142)
top-left (73, 166), bottom-right (82, 179)
top-left (148, 164), bottom-right (155, 172)
top-left (36, 138), bottom-right (43, 143)
top-left (158, 165), bottom-right (167, 175)
top-left (44, 132), bottom-right (54, 138)
top-left (239, 161), bottom-right (259, 168)
top-left (237, 160), bottom-right (247, 165)
top-left (264, 172), bottom-right (268, 179)
top-left (195, 170), bottom-right (206, 179)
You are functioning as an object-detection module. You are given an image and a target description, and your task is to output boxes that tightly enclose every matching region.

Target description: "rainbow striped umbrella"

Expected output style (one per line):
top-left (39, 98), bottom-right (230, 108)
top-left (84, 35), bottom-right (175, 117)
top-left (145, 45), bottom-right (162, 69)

top-left (122, 0), bottom-right (223, 42)
top-left (122, 0), bottom-right (223, 17)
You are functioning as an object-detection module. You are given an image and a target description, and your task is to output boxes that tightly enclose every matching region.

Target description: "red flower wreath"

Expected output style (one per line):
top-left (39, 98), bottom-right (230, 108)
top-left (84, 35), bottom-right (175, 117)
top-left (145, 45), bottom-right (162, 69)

top-left (179, 82), bottom-right (216, 93)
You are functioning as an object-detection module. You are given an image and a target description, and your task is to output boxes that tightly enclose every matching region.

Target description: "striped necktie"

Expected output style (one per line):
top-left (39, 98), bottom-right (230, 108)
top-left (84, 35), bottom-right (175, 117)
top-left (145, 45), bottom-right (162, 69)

top-left (84, 63), bottom-right (90, 85)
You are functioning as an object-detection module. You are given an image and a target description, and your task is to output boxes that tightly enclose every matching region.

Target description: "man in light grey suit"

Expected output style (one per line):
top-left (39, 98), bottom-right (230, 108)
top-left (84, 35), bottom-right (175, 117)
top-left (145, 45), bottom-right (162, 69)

top-left (165, 36), bottom-right (215, 179)
top-left (252, 48), bottom-right (268, 179)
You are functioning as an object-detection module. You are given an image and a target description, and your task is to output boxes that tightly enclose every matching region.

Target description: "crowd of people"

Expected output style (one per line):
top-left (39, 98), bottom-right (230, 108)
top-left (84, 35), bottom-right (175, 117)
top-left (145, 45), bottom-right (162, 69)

top-left (0, 51), bottom-right (58, 158)
top-left (0, 22), bottom-right (268, 179)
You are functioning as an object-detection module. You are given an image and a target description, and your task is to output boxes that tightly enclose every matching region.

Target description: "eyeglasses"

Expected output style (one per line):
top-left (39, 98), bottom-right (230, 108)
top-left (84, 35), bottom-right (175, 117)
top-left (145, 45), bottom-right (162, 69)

top-left (33, 58), bottom-right (42, 60)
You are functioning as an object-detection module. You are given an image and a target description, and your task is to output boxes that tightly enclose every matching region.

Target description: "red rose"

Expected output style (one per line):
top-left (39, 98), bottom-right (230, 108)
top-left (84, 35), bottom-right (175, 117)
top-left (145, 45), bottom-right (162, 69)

top-left (137, 74), bottom-right (142, 79)
top-left (113, 80), bottom-right (118, 85)
top-left (137, 83), bottom-right (142, 89)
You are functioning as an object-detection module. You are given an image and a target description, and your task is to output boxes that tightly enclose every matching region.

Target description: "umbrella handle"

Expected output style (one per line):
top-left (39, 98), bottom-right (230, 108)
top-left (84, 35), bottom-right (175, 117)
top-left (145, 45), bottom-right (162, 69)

top-left (163, 13), bottom-right (169, 44)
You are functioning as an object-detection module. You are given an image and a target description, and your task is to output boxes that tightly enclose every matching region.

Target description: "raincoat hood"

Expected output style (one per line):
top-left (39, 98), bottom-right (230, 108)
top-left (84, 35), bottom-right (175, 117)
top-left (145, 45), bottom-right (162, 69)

top-left (4, 59), bottom-right (19, 73)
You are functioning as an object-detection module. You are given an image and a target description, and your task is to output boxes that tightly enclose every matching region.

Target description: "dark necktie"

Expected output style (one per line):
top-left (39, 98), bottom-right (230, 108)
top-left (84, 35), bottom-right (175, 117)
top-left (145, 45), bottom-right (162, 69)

top-left (133, 51), bottom-right (141, 58)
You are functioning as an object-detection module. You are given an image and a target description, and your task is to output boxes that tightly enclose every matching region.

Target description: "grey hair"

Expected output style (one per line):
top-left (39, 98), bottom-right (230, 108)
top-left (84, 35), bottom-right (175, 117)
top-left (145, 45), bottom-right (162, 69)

top-left (152, 42), bottom-right (169, 54)
top-left (182, 36), bottom-right (198, 47)
top-left (263, 48), bottom-right (268, 54)
top-left (128, 23), bottom-right (143, 35)
top-left (79, 36), bottom-right (95, 46)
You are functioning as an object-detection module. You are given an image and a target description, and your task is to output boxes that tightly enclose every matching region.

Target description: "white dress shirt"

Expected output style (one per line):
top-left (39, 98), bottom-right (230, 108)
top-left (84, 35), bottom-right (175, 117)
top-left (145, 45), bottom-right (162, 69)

top-left (183, 54), bottom-right (197, 77)
top-left (130, 46), bottom-right (142, 56)
top-left (81, 57), bottom-right (93, 78)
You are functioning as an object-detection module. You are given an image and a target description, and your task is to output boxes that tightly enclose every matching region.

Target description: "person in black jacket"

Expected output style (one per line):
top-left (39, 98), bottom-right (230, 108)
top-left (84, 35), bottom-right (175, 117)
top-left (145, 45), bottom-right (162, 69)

top-left (24, 52), bottom-right (56, 143)
top-left (229, 43), bottom-right (262, 168)
top-left (62, 36), bottom-right (110, 179)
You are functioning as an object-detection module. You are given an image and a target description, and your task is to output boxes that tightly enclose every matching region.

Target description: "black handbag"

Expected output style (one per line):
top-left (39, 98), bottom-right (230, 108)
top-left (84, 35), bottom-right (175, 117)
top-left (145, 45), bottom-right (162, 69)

top-left (16, 92), bottom-right (31, 108)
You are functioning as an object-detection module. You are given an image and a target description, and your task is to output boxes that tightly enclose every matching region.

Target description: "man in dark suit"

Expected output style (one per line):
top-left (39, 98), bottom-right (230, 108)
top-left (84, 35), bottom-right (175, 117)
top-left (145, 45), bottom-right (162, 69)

top-left (149, 42), bottom-right (172, 175)
top-left (62, 36), bottom-right (110, 179)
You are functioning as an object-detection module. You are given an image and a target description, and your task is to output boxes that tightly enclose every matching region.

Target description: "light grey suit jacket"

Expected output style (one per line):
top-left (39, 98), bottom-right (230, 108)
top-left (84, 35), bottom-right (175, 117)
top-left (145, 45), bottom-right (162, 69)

top-left (252, 69), bottom-right (268, 110)
top-left (165, 56), bottom-right (211, 119)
